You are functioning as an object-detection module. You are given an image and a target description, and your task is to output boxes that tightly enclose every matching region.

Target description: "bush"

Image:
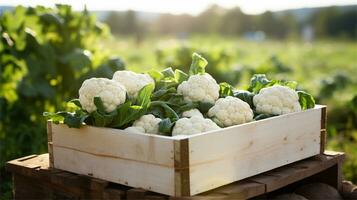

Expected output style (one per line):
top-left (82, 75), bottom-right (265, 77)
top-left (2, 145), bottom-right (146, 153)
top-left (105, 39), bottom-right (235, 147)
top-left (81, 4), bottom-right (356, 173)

top-left (0, 5), bottom-right (124, 197)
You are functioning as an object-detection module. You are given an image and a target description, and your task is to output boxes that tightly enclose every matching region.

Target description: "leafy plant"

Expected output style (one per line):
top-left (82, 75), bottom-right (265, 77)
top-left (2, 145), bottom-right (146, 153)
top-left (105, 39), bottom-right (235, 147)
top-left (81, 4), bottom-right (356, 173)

top-left (0, 5), bottom-right (125, 197)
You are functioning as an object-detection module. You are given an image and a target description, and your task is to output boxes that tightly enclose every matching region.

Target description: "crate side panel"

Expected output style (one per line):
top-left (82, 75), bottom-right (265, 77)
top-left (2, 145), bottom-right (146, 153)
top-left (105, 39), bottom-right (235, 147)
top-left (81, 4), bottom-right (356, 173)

top-left (51, 124), bottom-right (174, 167)
top-left (53, 146), bottom-right (175, 196)
top-left (188, 107), bottom-right (322, 195)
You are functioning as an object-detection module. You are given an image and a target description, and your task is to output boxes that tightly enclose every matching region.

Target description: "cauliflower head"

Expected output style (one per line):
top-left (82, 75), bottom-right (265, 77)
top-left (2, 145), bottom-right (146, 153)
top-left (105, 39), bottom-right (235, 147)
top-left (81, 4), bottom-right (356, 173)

top-left (133, 114), bottom-right (161, 134)
top-left (79, 78), bottom-right (126, 113)
top-left (253, 85), bottom-right (301, 115)
top-left (181, 108), bottom-right (203, 118)
top-left (112, 70), bottom-right (154, 98)
top-left (208, 96), bottom-right (253, 127)
top-left (177, 73), bottom-right (219, 104)
top-left (172, 116), bottom-right (221, 136)
top-left (124, 126), bottom-right (145, 134)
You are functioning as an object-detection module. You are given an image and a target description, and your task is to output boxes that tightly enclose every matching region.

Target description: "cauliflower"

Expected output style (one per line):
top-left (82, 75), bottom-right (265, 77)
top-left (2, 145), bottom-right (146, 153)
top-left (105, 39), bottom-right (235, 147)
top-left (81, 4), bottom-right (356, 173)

top-left (79, 78), bottom-right (126, 113)
top-left (112, 70), bottom-right (154, 98)
top-left (172, 116), bottom-right (221, 136)
top-left (132, 114), bottom-right (161, 134)
top-left (181, 108), bottom-right (203, 118)
top-left (208, 96), bottom-right (253, 127)
top-left (124, 126), bottom-right (145, 134)
top-left (177, 73), bottom-right (219, 104)
top-left (253, 85), bottom-right (301, 115)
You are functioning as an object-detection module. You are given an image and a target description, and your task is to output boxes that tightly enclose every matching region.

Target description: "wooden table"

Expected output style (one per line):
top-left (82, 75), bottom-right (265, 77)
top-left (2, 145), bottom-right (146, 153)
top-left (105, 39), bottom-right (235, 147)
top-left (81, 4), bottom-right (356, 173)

top-left (6, 151), bottom-right (344, 199)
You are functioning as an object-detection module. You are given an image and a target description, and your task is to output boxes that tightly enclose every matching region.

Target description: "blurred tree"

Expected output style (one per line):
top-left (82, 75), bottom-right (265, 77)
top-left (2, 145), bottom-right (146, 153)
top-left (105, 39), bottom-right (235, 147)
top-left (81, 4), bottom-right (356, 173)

top-left (192, 5), bottom-right (224, 34)
top-left (153, 13), bottom-right (194, 35)
top-left (103, 4), bottom-right (356, 39)
top-left (219, 7), bottom-right (253, 35)
top-left (312, 6), bottom-right (357, 38)
top-left (257, 11), bottom-right (287, 38)
top-left (105, 10), bottom-right (141, 35)
top-left (105, 11), bottom-right (123, 34)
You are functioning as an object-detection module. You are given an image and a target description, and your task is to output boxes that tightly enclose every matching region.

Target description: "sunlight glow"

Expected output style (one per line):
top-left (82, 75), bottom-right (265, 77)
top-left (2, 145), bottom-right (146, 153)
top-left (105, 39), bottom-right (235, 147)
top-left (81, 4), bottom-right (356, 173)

top-left (1, 0), bottom-right (356, 15)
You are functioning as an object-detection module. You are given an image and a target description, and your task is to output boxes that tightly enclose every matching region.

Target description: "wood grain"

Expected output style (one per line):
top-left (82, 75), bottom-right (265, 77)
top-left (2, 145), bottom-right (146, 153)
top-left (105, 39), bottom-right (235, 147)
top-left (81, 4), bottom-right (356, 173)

top-left (53, 145), bottom-right (176, 196)
top-left (51, 123), bottom-right (175, 167)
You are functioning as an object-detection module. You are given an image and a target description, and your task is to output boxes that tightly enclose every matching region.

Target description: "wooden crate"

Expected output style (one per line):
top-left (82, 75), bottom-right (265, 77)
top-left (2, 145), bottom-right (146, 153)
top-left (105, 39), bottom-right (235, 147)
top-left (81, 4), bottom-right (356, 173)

top-left (47, 105), bottom-right (326, 196)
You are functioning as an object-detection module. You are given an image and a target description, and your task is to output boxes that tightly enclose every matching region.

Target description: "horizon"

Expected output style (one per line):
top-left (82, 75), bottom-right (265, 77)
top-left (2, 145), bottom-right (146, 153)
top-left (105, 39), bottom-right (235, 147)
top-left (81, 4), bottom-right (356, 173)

top-left (1, 0), bottom-right (356, 15)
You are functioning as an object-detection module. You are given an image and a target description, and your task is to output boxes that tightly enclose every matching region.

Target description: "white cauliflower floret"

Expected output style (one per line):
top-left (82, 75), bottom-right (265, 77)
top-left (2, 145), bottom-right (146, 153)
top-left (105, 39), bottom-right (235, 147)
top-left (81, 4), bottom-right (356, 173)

top-left (112, 70), bottom-right (154, 98)
top-left (181, 109), bottom-right (203, 118)
top-left (172, 116), bottom-right (221, 136)
top-left (177, 73), bottom-right (219, 104)
top-left (133, 114), bottom-right (161, 134)
top-left (208, 96), bottom-right (253, 127)
top-left (253, 85), bottom-right (301, 115)
top-left (124, 126), bottom-right (145, 134)
top-left (79, 78), bottom-right (126, 113)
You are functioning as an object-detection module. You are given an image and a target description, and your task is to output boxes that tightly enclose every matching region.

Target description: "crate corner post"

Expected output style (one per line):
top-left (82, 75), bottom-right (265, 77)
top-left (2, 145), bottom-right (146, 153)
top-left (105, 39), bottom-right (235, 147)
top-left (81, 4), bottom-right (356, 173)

top-left (174, 138), bottom-right (191, 197)
top-left (320, 105), bottom-right (327, 154)
top-left (47, 120), bottom-right (54, 168)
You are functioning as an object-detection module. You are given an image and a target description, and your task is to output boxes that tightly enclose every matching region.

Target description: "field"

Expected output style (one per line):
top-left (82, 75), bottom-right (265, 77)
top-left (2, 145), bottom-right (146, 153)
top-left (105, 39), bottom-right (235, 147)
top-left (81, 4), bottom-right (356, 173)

top-left (0, 6), bottom-right (356, 197)
top-left (105, 36), bottom-right (357, 182)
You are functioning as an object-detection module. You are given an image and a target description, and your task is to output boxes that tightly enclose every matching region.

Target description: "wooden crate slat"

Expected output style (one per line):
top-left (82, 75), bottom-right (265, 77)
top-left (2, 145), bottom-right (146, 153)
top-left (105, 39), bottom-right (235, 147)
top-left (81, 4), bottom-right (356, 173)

top-left (51, 123), bottom-right (176, 167)
top-left (52, 145), bottom-right (176, 195)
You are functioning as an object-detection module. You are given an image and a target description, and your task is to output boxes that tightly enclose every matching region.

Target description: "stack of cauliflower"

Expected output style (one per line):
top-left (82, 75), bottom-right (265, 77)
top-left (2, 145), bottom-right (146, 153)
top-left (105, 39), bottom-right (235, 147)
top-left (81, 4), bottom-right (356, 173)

top-left (62, 53), bottom-right (314, 137)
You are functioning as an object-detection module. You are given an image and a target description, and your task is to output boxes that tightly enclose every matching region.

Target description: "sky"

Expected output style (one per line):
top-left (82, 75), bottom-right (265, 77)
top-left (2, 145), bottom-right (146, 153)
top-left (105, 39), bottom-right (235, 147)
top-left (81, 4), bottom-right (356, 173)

top-left (1, 0), bottom-right (356, 15)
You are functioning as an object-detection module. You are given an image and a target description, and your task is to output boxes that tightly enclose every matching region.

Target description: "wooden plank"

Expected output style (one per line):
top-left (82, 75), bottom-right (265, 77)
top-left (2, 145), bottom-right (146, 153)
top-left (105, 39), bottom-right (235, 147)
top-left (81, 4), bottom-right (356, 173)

top-left (12, 174), bottom-right (51, 199)
top-left (6, 154), bottom-right (49, 177)
top-left (187, 106), bottom-right (322, 195)
top-left (199, 180), bottom-right (266, 199)
top-left (51, 123), bottom-right (175, 167)
top-left (321, 106), bottom-right (327, 129)
top-left (320, 106), bottom-right (327, 153)
top-left (103, 188), bottom-right (126, 200)
top-left (126, 188), bottom-right (168, 200)
top-left (249, 153), bottom-right (343, 192)
top-left (320, 129), bottom-right (326, 154)
top-left (47, 121), bottom-right (54, 168)
top-left (174, 139), bottom-right (190, 196)
top-left (53, 146), bottom-right (176, 196)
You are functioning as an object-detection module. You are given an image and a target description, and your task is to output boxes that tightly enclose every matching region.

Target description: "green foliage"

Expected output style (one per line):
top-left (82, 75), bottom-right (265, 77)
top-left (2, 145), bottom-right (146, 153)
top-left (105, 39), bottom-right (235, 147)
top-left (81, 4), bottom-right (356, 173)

top-left (219, 82), bottom-right (234, 97)
top-left (297, 91), bottom-right (316, 110)
top-left (248, 74), bottom-right (298, 94)
top-left (0, 5), bottom-right (125, 196)
top-left (254, 113), bottom-right (277, 121)
top-left (233, 90), bottom-right (255, 109)
top-left (158, 118), bottom-right (175, 135)
top-left (248, 74), bottom-right (272, 94)
top-left (189, 52), bottom-right (208, 75)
